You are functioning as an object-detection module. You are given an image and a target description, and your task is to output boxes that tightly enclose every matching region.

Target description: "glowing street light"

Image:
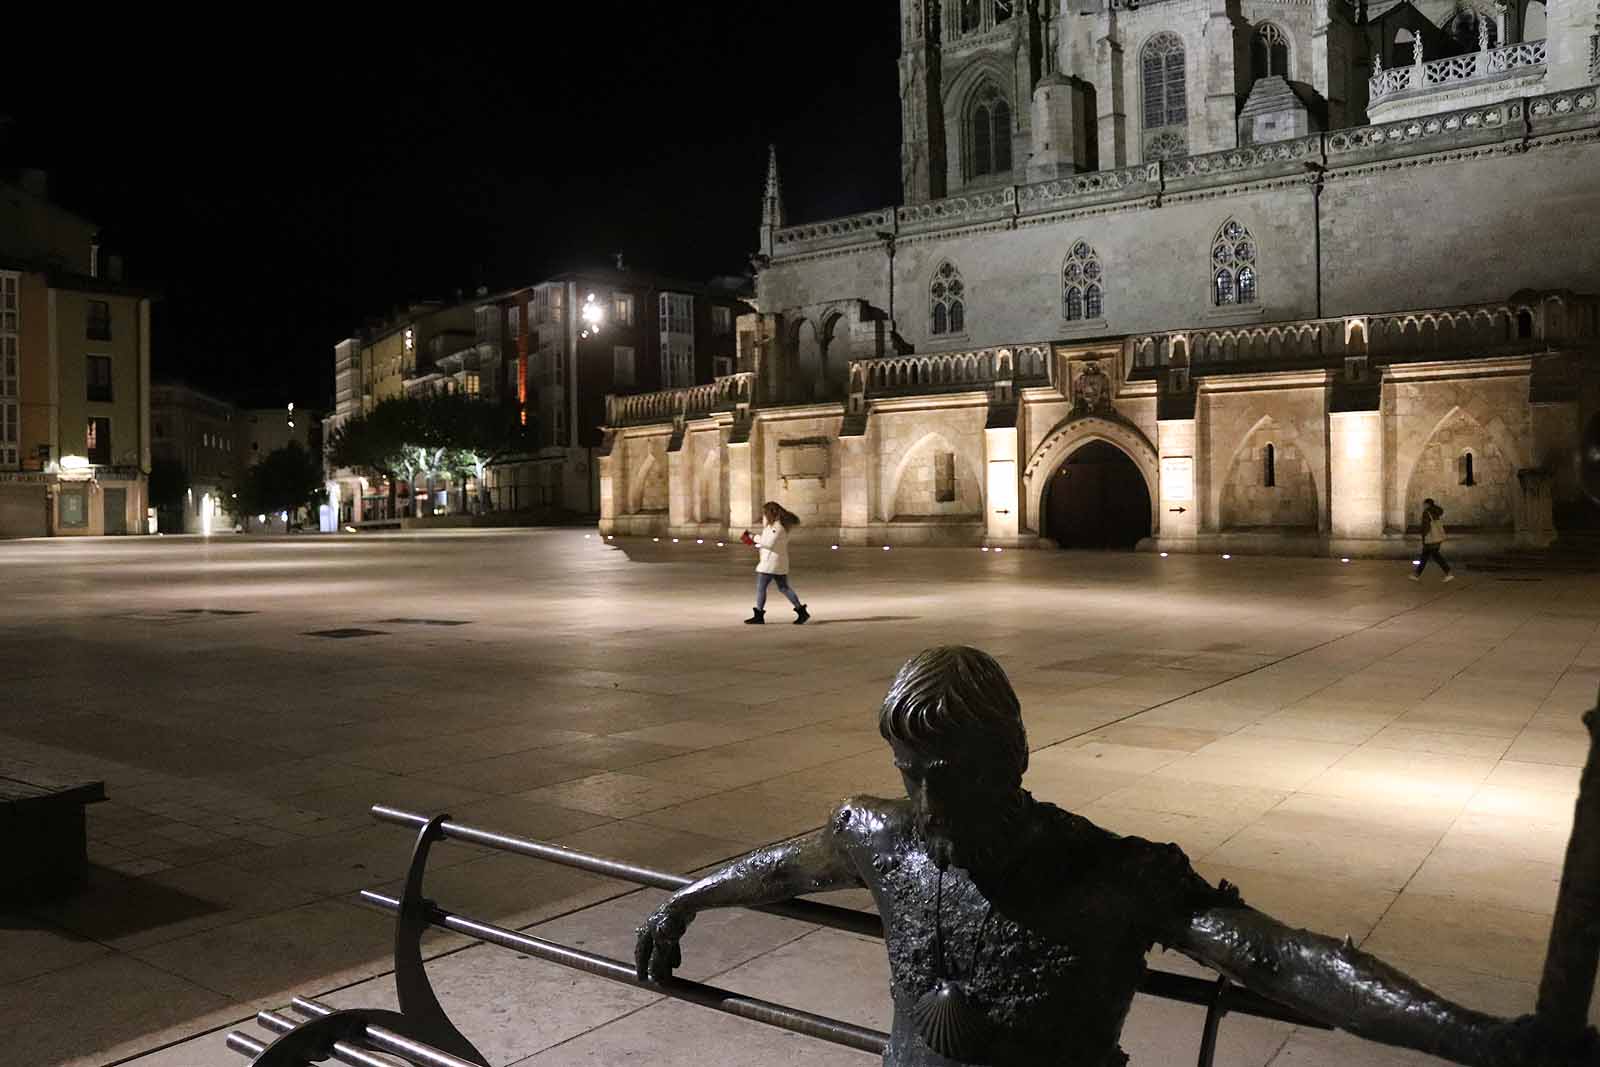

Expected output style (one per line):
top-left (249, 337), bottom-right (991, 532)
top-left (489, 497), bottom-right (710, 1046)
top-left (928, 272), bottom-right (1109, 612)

top-left (579, 292), bottom-right (605, 339)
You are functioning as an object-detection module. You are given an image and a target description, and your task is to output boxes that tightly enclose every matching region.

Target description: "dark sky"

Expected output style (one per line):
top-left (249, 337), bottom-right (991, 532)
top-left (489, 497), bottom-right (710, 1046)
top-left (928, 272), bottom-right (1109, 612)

top-left (1, 4), bottom-right (902, 408)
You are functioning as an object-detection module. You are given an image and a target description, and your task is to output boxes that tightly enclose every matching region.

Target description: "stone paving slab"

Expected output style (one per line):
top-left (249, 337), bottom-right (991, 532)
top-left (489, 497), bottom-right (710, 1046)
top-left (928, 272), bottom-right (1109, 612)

top-left (1, 529), bottom-right (1596, 1065)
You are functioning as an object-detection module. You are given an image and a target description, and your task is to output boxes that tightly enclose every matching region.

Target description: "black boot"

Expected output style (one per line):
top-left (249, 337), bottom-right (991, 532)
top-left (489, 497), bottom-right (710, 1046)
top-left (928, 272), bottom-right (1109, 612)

top-left (744, 608), bottom-right (765, 625)
top-left (793, 604), bottom-right (810, 625)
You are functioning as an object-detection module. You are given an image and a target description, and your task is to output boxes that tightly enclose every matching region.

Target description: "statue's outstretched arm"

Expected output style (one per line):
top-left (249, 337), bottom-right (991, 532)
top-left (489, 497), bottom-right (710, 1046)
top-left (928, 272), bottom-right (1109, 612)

top-left (1179, 906), bottom-right (1592, 1067)
top-left (635, 806), bottom-right (864, 982)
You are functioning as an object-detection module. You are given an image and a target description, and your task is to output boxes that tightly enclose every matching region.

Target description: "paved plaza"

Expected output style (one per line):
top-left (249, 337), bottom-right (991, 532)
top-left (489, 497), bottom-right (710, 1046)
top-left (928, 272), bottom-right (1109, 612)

top-left (2, 529), bottom-right (1597, 1066)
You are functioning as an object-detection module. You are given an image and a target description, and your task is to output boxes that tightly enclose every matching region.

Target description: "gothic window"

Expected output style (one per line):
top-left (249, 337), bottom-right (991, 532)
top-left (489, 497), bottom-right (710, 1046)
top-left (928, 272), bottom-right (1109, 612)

top-left (931, 261), bottom-right (966, 336)
top-left (1251, 24), bottom-right (1291, 82)
top-left (1264, 443), bottom-right (1276, 487)
top-left (968, 83), bottom-right (1012, 178)
top-left (1212, 219), bottom-right (1259, 306)
top-left (1141, 33), bottom-right (1188, 161)
top-left (1062, 240), bottom-right (1105, 322)
top-left (1460, 451), bottom-right (1476, 486)
top-left (960, 0), bottom-right (982, 34)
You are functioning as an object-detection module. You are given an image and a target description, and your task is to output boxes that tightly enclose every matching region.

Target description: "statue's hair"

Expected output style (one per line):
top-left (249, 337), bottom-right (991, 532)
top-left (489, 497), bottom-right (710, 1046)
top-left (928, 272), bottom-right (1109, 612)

top-left (878, 646), bottom-right (1029, 785)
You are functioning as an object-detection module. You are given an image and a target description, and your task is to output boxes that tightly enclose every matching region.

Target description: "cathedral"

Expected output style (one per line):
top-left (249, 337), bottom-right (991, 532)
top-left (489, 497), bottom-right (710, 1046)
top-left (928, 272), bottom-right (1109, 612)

top-left (598, 0), bottom-right (1600, 555)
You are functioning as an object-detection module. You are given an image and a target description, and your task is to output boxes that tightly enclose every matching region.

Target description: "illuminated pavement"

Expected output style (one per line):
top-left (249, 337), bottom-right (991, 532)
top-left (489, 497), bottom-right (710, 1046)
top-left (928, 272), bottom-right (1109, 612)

top-left (2, 529), bottom-right (1596, 1066)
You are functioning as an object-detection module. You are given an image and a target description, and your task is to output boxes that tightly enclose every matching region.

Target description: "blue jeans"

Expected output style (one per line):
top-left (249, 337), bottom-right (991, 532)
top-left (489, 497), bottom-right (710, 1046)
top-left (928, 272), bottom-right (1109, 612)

top-left (756, 573), bottom-right (801, 610)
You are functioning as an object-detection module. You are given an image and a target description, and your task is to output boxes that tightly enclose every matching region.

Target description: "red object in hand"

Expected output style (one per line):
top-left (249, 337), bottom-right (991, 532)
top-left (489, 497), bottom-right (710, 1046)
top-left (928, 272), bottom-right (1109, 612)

top-left (740, 530), bottom-right (755, 546)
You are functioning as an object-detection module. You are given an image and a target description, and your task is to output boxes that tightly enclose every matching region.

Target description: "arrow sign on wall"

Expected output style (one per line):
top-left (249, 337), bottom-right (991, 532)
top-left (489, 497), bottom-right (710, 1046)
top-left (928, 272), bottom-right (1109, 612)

top-left (1168, 506), bottom-right (1188, 514)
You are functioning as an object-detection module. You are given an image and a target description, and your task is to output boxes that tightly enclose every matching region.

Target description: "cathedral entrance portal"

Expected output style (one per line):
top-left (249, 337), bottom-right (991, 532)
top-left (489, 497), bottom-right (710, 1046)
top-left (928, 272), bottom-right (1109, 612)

top-left (1043, 441), bottom-right (1153, 549)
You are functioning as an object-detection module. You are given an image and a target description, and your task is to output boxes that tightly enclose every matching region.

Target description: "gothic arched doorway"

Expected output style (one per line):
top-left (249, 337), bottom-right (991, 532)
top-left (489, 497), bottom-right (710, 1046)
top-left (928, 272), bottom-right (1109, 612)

top-left (1044, 440), bottom-right (1153, 549)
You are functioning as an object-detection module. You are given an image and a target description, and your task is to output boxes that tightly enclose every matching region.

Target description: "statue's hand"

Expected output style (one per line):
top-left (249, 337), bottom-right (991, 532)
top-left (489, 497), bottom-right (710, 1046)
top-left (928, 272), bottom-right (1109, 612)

top-left (634, 898), bottom-right (693, 983)
top-left (1481, 1015), bottom-right (1600, 1067)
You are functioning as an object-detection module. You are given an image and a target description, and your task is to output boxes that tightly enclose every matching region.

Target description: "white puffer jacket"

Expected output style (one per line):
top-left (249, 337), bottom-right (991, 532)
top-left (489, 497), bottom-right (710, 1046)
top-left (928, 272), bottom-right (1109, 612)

top-left (755, 522), bottom-right (790, 575)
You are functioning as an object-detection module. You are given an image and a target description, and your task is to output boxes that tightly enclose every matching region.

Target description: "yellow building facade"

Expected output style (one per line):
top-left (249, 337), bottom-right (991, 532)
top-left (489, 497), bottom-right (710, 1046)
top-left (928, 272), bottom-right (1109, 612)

top-left (0, 175), bottom-right (152, 537)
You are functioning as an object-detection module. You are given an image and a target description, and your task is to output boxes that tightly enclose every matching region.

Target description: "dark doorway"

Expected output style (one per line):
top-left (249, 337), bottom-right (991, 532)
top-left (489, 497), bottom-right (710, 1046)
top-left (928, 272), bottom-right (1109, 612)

top-left (102, 488), bottom-right (127, 535)
top-left (1044, 440), bottom-right (1152, 549)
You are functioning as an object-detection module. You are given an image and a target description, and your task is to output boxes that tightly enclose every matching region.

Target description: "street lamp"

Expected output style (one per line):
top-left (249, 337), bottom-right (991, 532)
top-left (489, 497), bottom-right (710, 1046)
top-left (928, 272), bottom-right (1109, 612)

top-left (579, 292), bottom-right (605, 339)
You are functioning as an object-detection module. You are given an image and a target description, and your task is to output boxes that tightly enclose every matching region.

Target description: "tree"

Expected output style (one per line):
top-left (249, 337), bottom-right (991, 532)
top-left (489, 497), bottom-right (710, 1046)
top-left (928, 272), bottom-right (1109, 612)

top-left (236, 441), bottom-right (324, 529)
top-left (327, 393), bottom-right (530, 516)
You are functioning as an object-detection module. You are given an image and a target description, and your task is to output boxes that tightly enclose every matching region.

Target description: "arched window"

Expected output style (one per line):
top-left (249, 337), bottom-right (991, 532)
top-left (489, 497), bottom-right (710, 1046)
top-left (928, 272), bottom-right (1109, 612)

top-left (968, 82), bottom-right (1012, 178)
top-left (1062, 240), bottom-right (1105, 322)
top-left (1251, 24), bottom-right (1290, 81)
top-left (960, 0), bottom-right (982, 34)
top-left (1264, 443), bottom-right (1276, 487)
top-left (1460, 451), bottom-right (1476, 486)
top-left (1141, 33), bottom-right (1188, 160)
top-left (1212, 219), bottom-right (1259, 307)
top-left (931, 261), bottom-right (966, 336)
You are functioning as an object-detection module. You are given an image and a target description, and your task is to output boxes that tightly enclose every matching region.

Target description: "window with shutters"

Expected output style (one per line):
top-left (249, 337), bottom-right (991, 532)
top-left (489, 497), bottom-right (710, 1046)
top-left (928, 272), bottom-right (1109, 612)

top-left (1141, 33), bottom-right (1189, 161)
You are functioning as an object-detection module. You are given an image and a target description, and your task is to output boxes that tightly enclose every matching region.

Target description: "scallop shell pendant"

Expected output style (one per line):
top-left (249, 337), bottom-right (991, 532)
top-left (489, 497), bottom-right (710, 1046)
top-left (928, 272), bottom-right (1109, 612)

top-left (912, 979), bottom-right (991, 1062)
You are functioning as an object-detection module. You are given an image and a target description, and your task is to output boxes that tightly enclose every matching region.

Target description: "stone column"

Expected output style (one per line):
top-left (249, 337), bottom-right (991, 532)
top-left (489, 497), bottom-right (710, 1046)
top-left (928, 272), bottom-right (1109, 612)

top-left (1202, 0), bottom-right (1247, 154)
top-left (1515, 468), bottom-right (1556, 548)
top-left (984, 425), bottom-right (1023, 546)
top-left (839, 435), bottom-right (871, 545)
top-left (1328, 410), bottom-right (1384, 551)
top-left (1095, 21), bottom-right (1127, 168)
top-left (667, 444), bottom-right (689, 535)
top-left (726, 432), bottom-right (762, 536)
top-left (1157, 419), bottom-right (1199, 548)
top-left (597, 450), bottom-right (620, 535)
top-left (1543, 0), bottom-right (1600, 90)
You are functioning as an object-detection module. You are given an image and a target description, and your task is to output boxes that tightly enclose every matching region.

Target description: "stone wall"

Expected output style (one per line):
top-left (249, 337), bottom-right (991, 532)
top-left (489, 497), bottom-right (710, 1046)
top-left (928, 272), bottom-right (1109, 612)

top-left (758, 90), bottom-right (1600, 358)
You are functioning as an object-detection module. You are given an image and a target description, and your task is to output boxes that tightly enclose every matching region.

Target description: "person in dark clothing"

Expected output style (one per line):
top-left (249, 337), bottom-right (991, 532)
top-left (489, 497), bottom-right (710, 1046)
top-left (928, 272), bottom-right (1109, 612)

top-left (1411, 499), bottom-right (1454, 581)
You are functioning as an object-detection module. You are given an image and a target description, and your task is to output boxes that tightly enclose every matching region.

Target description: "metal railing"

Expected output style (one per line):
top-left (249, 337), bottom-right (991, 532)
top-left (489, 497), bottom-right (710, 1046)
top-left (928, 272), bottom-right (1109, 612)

top-left (230, 802), bottom-right (1331, 1064)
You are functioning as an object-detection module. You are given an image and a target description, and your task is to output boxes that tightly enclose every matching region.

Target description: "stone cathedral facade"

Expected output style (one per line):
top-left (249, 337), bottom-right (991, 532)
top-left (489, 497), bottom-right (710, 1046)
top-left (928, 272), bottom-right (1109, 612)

top-left (598, 0), bottom-right (1600, 555)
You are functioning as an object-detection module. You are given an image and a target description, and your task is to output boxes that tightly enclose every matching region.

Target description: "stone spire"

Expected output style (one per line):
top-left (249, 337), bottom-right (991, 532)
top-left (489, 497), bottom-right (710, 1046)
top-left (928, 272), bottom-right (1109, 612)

top-left (758, 144), bottom-right (784, 258)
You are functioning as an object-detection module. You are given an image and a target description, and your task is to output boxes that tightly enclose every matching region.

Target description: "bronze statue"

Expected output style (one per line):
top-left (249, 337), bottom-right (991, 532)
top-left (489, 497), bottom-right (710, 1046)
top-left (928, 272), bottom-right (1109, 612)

top-left (638, 646), bottom-right (1599, 1066)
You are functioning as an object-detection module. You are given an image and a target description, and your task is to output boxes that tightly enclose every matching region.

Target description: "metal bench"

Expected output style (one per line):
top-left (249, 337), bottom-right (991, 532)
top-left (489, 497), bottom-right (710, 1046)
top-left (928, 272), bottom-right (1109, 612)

top-left (227, 802), bottom-right (1330, 1066)
top-left (0, 760), bottom-right (105, 907)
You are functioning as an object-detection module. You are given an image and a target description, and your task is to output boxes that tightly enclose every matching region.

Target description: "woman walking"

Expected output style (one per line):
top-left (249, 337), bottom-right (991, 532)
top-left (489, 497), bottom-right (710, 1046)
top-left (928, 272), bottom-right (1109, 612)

top-left (1411, 498), bottom-right (1455, 582)
top-left (743, 501), bottom-right (809, 624)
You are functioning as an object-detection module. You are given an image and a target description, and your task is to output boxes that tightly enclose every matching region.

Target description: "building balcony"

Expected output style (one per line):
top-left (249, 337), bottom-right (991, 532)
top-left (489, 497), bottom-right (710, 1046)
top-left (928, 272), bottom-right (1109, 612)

top-left (1369, 40), bottom-right (1547, 122)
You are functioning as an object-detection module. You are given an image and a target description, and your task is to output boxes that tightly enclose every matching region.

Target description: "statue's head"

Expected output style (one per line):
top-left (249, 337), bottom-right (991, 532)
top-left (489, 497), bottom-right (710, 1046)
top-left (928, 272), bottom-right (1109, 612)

top-left (879, 646), bottom-right (1029, 871)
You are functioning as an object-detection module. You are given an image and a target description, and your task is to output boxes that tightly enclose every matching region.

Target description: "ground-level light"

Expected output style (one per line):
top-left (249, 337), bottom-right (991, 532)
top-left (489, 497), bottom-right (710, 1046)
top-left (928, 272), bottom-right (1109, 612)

top-left (696, 538), bottom-right (704, 544)
top-left (981, 547), bottom-right (990, 552)
top-left (1222, 553), bottom-right (1232, 559)
top-left (1341, 557), bottom-right (1351, 563)
top-left (1160, 552), bottom-right (1169, 557)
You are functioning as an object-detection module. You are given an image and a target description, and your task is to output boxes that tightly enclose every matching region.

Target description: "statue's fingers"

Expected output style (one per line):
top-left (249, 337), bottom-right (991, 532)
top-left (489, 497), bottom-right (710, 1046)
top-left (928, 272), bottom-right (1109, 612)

top-left (647, 943), bottom-right (672, 983)
top-left (633, 927), bottom-right (653, 981)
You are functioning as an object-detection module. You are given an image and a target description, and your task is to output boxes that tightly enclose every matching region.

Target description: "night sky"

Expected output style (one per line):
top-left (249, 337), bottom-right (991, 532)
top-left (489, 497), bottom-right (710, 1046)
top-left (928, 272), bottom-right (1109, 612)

top-left (1, 4), bottom-right (902, 408)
